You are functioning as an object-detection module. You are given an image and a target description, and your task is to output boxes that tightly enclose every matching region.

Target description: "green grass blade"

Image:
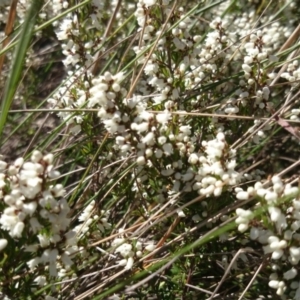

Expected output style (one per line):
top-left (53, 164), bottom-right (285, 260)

top-left (0, 0), bottom-right (44, 138)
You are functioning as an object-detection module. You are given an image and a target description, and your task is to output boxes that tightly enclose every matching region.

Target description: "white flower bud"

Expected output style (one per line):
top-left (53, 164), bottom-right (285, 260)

top-left (242, 64), bottom-right (252, 73)
top-left (236, 191), bottom-right (249, 200)
top-left (43, 154), bottom-right (54, 164)
top-left (125, 257), bottom-right (134, 270)
top-left (269, 280), bottom-right (280, 289)
top-left (0, 239), bottom-right (8, 251)
top-left (31, 150), bottom-right (43, 163)
top-left (188, 153), bottom-right (198, 164)
top-left (177, 209), bottom-right (186, 218)
top-left (284, 268), bottom-right (297, 280)
top-left (250, 227), bottom-right (260, 240)
top-left (136, 156), bottom-right (146, 165)
top-left (238, 223), bottom-right (249, 232)
top-left (268, 207), bottom-right (281, 222)
top-left (290, 246), bottom-right (300, 259)
top-left (118, 259), bottom-right (127, 266)
top-left (0, 160), bottom-right (7, 170)
top-left (11, 221), bottom-right (25, 238)
top-left (145, 244), bottom-right (155, 252)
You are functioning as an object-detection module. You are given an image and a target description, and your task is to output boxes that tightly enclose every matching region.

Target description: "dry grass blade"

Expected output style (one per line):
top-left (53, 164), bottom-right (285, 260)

top-left (237, 260), bottom-right (266, 300)
top-left (0, 0), bottom-right (18, 79)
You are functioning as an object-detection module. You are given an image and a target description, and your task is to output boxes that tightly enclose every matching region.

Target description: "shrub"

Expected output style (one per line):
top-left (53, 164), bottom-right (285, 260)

top-left (0, 0), bottom-right (299, 299)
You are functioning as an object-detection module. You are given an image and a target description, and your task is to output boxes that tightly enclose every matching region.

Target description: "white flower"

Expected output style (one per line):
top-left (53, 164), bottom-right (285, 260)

top-left (31, 150), bottom-right (43, 163)
top-left (238, 223), bottom-right (249, 233)
top-left (145, 148), bottom-right (153, 157)
top-left (25, 244), bottom-right (39, 252)
top-left (125, 257), bottom-right (134, 270)
top-left (103, 119), bottom-right (119, 134)
top-left (236, 191), bottom-right (249, 200)
top-left (182, 172), bottom-right (194, 182)
top-left (14, 157), bottom-right (24, 168)
top-left (11, 221), bottom-right (25, 238)
top-left (269, 280), bottom-right (280, 289)
top-left (283, 268), bottom-right (297, 280)
top-left (136, 156), bottom-right (146, 165)
top-left (111, 238), bottom-right (125, 248)
top-left (0, 239), bottom-right (8, 251)
top-left (41, 249), bottom-right (58, 264)
top-left (49, 262), bottom-right (58, 277)
top-left (38, 234), bottom-right (51, 248)
top-left (290, 247), bottom-right (300, 259)
top-left (156, 111), bottom-right (171, 124)
top-left (34, 275), bottom-right (47, 286)
top-left (23, 202), bottom-right (38, 216)
top-left (162, 143), bottom-right (173, 156)
top-left (272, 249), bottom-right (283, 260)
top-left (0, 160), bottom-right (7, 170)
top-left (61, 253), bottom-right (74, 268)
top-left (51, 184), bottom-right (66, 197)
top-left (268, 207), bottom-right (282, 222)
top-left (142, 132), bottom-right (155, 145)
top-left (145, 243), bottom-right (156, 252)
top-left (79, 201), bottom-right (95, 222)
top-left (118, 258), bottom-right (127, 266)
top-left (158, 136), bottom-right (167, 145)
top-left (161, 169), bottom-right (174, 176)
top-left (250, 227), bottom-right (260, 240)
top-left (214, 187), bottom-right (222, 197)
top-left (137, 122), bottom-right (149, 133)
top-left (177, 209), bottom-right (186, 218)
top-left (236, 208), bottom-right (254, 232)
top-left (27, 257), bottom-right (40, 270)
top-left (265, 191), bottom-right (278, 203)
top-left (143, 0), bottom-right (156, 6)
top-left (30, 218), bottom-right (42, 233)
top-left (179, 125), bottom-right (191, 136)
top-left (188, 153), bottom-right (198, 164)
top-left (115, 243), bottom-right (133, 257)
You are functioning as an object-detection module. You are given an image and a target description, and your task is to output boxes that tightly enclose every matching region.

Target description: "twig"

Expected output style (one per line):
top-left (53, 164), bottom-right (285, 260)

top-left (238, 260), bottom-right (266, 300)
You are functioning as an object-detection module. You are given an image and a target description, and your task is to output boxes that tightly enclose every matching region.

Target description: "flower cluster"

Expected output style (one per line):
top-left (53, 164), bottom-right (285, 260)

top-left (76, 200), bottom-right (111, 239)
top-left (235, 177), bottom-right (300, 297)
top-left (111, 231), bottom-right (156, 270)
top-left (0, 152), bottom-right (76, 275)
top-left (0, 151), bottom-right (114, 298)
top-left (281, 60), bottom-right (300, 88)
top-left (0, 151), bottom-right (63, 238)
top-left (48, 68), bottom-right (92, 134)
top-left (192, 132), bottom-right (240, 197)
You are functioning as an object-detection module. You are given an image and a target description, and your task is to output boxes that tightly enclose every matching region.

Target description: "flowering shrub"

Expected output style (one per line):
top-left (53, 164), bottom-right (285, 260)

top-left (0, 0), bottom-right (299, 299)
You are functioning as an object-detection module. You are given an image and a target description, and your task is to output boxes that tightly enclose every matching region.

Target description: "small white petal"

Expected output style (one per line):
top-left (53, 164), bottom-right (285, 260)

top-left (236, 191), bottom-right (249, 200)
top-left (272, 249), bottom-right (284, 260)
top-left (0, 239), bottom-right (8, 251)
top-left (238, 223), bottom-right (249, 232)
top-left (125, 257), bottom-right (134, 270)
top-left (145, 244), bottom-right (156, 252)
